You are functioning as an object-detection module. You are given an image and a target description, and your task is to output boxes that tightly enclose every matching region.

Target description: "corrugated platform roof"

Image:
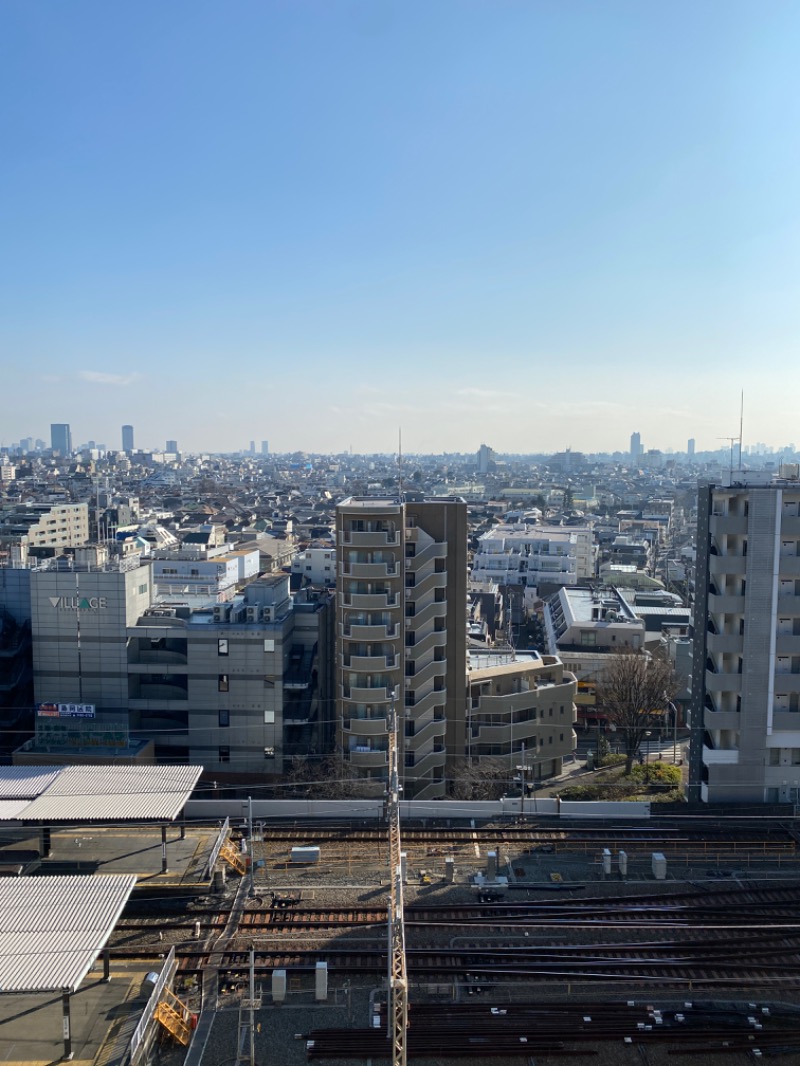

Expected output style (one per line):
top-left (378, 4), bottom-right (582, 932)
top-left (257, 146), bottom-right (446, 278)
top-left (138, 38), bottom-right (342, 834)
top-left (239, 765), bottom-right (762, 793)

top-left (0, 874), bottom-right (136, 992)
top-left (16, 765), bottom-right (203, 823)
top-left (0, 766), bottom-right (64, 800)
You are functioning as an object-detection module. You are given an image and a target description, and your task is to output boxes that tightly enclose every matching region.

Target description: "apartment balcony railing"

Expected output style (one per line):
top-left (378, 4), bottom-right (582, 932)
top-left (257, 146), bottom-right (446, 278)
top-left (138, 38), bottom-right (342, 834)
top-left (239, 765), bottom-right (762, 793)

top-left (709, 555), bottom-right (748, 576)
top-left (340, 561), bottom-right (400, 579)
top-left (342, 653), bottom-right (401, 671)
top-left (778, 557), bottom-right (800, 576)
top-left (706, 632), bottom-right (743, 655)
top-left (340, 530), bottom-right (401, 547)
top-left (708, 593), bottom-right (745, 614)
top-left (342, 684), bottom-right (393, 703)
top-left (342, 716), bottom-right (389, 738)
top-left (709, 515), bottom-right (748, 535)
top-left (704, 672), bottom-right (742, 693)
top-left (702, 746), bottom-right (739, 765)
top-left (341, 622), bottom-right (400, 641)
top-left (347, 748), bottom-right (388, 768)
top-left (340, 592), bottom-right (400, 609)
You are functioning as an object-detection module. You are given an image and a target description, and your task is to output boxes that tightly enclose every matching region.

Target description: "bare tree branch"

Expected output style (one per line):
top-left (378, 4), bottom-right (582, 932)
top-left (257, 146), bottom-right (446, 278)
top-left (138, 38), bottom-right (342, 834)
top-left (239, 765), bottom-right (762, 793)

top-left (594, 649), bottom-right (680, 775)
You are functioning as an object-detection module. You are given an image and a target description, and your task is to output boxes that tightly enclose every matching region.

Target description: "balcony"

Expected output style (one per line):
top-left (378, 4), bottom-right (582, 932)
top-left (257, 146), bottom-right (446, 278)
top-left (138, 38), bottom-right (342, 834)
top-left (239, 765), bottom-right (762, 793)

top-left (778, 595), bottom-right (800, 614)
top-left (778, 556), bottom-right (800, 576)
top-left (708, 593), bottom-right (745, 614)
top-left (709, 515), bottom-right (748, 536)
top-left (348, 748), bottom-right (388, 768)
top-left (343, 716), bottom-right (389, 737)
top-left (702, 746), bottom-right (739, 765)
top-left (773, 673), bottom-right (800, 693)
top-left (780, 517), bottom-right (800, 536)
top-left (706, 632), bottom-right (743, 655)
top-left (341, 592), bottom-right (400, 609)
top-left (340, 530), bottom-right (400, 547)
top-left (709, 555), bottom-right (747, 577)
top-left (704, 671), bottom-right (742, 693)
top-left (342, 684), bottom-right (393, 703)
top-left (343, 653), bottom-right (401, 671)
top-left (340, 561), bottom-right (400, 579)
top-left (341, 623), bottom-right (399, 640)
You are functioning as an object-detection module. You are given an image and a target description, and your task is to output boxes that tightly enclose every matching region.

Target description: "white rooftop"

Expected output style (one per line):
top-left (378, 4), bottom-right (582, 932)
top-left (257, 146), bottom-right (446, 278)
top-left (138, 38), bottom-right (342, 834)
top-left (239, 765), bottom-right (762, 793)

top-left (0, 874), bottom-right (136, 992)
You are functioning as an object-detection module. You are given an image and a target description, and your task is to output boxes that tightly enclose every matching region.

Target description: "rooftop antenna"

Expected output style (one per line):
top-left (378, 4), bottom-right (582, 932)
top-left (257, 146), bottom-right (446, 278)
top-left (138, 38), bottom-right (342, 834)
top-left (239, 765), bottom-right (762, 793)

top-left (739, 389), bottom-right (744, 470)
top-left (718, 437), bottom-right (738, 482)
top-left (398, 427), bottom-right (403, 501)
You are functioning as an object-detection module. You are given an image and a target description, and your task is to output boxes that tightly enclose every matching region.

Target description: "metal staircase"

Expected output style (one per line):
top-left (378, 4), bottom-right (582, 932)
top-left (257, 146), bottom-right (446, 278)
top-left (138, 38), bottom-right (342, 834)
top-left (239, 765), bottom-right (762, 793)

top-left (220, 840), bottom-right (247, 876)
top-left (154, 987), bottom-right (193, 1046)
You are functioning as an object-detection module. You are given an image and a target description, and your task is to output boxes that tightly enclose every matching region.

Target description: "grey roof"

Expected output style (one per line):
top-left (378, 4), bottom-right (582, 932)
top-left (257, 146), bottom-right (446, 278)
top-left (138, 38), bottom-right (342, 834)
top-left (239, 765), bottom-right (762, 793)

top-left (0, 766), bottom-right (63, 800)
top-left (0, 874), bottom-right (136, 992)
top-left (17, 765), bottom-right (203, 823)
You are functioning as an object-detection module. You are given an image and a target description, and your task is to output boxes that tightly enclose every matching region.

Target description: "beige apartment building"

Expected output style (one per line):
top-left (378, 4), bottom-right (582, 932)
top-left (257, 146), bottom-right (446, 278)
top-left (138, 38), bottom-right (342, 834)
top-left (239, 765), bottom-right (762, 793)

top-left (336, 496), bottom-right (468, 799)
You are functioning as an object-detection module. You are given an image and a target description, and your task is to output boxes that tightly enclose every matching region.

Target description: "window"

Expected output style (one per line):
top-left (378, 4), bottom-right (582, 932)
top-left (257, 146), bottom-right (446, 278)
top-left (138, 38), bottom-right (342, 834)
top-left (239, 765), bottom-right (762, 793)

top-left (405, 602), bottom-right (416, 618)
top-left (218, 638), bottom-right (229, 656)
top-left (264, 746), bottom-right (275, 759)
top-left (405, 573), bottom-right (415, 588)
top-left (405, 661), bottom-right (416, 677)
top-left (219, 746), bottom-right (230, 763)
top-left (139, 583), bottom-right (148, 595)
top-left (264, 710), bottom-right (275, 724)
top-left (405, 691), bottom-right (415, 707)
top-left (218, 674), bottom-right (229, 692)
top-left (405, 631), bottom-right (416, 647)
top-left (264, 639), bottom-right (275, 652)
top-left (218, 709), bottom-right (230, 727)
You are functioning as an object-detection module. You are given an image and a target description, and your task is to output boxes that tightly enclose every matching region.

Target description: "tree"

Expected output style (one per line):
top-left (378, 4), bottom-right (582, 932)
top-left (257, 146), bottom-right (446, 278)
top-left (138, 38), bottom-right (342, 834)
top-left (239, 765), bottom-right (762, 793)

top-left (594, 650), bottom-right (680, 775)
top-left (448, 757), bottom-right (509, 800)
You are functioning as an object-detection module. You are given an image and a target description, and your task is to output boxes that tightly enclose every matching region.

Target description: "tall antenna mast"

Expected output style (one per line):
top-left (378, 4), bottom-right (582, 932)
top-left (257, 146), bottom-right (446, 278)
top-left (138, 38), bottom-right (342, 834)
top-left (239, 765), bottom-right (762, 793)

top-left (739, 390), bottom-right (744, 470)
top-left (398, 428), bottom-right (403, 500)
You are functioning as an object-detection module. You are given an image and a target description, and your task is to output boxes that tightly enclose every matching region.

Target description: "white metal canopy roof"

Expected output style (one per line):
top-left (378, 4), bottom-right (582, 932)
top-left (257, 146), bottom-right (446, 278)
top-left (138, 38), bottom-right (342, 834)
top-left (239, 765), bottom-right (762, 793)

top-left (15, 765), bottom-right (203, 823)
top-left (0, 874), bottom-right (136, 993)
top-left (0, 766), bottom-right (63, 800)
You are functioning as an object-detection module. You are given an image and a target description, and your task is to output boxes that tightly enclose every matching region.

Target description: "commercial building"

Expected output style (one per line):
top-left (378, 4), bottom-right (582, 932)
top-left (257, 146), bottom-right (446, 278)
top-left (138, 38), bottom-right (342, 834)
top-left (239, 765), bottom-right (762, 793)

top-left (690, 469), bottom-right (800, 804)
top-left (336, 496), bottom-right (468, 799)
top-left (1, 557), bottom-right (332, 775)
top-left (121, 425), bottom-right (134, 453)
top-left (50, 424), bottom-right (72, 455)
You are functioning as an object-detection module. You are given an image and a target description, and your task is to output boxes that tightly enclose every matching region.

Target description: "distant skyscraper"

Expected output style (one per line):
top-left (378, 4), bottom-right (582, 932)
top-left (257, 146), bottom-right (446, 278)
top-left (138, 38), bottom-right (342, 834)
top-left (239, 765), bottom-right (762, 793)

top-left (476, 443), bottom-right (494, 474)
top-left (122, 425), bottom-right (134, 453)
top-left (50, 424), bottom-right (72, 455)
top-left (687, 438), bottom-right (696, 460)
top-left (261, 440), bottom-right (269, 455)
top-left (630, 431), bottom-right (642, 460)
top-left (166, 440), bottom-right (178, 453)
top-left (249, 440), bottom-right (256, 454)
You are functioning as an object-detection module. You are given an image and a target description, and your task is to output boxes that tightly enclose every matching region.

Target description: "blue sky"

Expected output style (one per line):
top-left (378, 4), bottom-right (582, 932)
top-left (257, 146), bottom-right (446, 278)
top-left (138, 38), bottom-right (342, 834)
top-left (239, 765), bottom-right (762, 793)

top-left (1, 1), bottom-right (799, 454)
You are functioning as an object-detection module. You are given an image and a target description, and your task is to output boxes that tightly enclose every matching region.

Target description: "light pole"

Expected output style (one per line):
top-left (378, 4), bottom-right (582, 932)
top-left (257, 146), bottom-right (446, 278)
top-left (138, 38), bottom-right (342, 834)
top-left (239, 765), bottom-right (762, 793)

top-left (667, 700), bottom-right (678, 766)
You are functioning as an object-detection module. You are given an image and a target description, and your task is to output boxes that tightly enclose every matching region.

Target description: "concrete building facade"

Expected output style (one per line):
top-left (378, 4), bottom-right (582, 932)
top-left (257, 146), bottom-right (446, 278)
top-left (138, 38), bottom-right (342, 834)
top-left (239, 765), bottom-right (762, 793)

top-left (690, 471), bottom-right (800, 804)
top-left (336, 496), bottom-right (468, 799)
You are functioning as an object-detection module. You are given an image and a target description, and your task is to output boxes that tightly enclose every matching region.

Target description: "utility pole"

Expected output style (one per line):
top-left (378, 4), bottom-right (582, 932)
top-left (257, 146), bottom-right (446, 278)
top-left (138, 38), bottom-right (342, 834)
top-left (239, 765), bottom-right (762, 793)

top-left (386, 693), bottom-right (408, 1066)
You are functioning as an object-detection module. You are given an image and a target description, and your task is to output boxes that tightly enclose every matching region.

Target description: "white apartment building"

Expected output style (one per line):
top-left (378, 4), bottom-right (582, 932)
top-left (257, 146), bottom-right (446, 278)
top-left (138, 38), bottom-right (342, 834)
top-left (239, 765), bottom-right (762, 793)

top-left (292, 545), bottom-right (336, 586)
top-left (691, 470), bottom-right (800, 804)
top-left (0, 503), bottom-right (89, 564)
top-left (152, 546), bottom-right (260, 604)
top-left (471, 524), bottom-right (595, 589)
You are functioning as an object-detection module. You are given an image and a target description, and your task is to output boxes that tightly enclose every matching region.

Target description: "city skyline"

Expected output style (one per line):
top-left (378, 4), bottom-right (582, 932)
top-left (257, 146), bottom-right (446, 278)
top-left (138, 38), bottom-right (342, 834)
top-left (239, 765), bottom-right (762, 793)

top-left (3, 3), bottom-right (799, 453)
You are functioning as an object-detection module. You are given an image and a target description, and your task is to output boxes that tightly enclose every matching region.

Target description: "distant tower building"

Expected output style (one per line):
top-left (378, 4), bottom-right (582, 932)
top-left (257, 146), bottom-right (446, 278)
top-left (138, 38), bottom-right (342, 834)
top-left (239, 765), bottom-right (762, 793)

top-left (121, 425), bottom-right (134, 453)
top-left (687, 438), bottom-right (696, 460)
top-left (50, 424), bottom-right (72, 455)
top-left (630, 432), bottom-right (642, 460)
top-left (261, 440), bottom-right (269, 456)
top-left (476, 443), bottom-right (494, 474)
top-left (166, 440), bottom-right (178, 454)
top-left (249, 441), bottom-right (256, 454)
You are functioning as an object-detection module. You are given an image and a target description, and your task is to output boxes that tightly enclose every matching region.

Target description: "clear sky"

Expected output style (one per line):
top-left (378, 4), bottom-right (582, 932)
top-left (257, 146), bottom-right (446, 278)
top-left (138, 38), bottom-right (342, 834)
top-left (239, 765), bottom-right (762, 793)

top-left (1, 1), bottom-right (799, 455)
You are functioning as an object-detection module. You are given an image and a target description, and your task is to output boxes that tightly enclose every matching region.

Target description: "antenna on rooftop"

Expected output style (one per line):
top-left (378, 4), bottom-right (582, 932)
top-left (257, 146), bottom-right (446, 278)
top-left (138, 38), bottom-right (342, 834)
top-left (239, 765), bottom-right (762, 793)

top-left (398, 427), bottom-right (403, 500)
top-left (739, 389), bottom-right (744, 470)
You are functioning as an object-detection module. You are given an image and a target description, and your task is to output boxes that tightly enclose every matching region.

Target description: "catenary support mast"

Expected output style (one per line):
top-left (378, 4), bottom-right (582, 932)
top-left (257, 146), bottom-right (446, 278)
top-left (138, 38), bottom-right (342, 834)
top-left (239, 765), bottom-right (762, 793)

top-left (386, 693), bottom-right (408, 1066)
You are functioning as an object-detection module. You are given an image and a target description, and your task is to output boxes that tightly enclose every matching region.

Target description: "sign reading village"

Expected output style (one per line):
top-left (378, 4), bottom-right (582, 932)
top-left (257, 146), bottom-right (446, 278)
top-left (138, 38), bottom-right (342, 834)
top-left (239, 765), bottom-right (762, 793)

top-left (49, 596), bottom-right (108, 609)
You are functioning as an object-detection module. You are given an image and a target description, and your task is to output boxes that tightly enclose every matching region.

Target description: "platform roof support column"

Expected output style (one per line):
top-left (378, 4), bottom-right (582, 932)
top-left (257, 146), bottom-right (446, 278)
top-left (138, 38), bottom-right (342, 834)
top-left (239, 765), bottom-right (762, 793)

top-left (61, 989), bottom-right (72, 1060)
top-left (161, 825), bottom-right (168, 874)
top-left (103, 948), bottom-right (110, 982)
top-left (40, 825), bottom-right (51, 857)
top-left (180, 809), bottom-right (186, 840)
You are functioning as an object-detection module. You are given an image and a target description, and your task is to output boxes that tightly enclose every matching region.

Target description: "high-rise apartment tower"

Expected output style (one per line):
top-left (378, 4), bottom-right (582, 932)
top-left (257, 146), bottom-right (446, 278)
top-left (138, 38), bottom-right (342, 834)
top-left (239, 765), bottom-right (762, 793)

top-left (336, 496), bottom-right (467, 800)
top-left (691, 469), bottom-right (800, 804)
top-left (121, 425), bottom-right (134, 453)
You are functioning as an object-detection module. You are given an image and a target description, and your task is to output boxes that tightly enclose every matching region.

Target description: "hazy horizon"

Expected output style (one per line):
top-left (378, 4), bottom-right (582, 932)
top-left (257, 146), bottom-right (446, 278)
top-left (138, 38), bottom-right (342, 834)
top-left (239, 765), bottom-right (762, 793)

top-left (3, 2), bottom-right (798, 454)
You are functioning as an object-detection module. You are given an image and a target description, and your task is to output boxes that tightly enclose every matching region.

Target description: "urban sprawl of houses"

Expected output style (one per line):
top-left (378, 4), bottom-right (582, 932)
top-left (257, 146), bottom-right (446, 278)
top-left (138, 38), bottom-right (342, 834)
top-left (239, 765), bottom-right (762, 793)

top-left (2, 425), bottom-right (800, 806)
